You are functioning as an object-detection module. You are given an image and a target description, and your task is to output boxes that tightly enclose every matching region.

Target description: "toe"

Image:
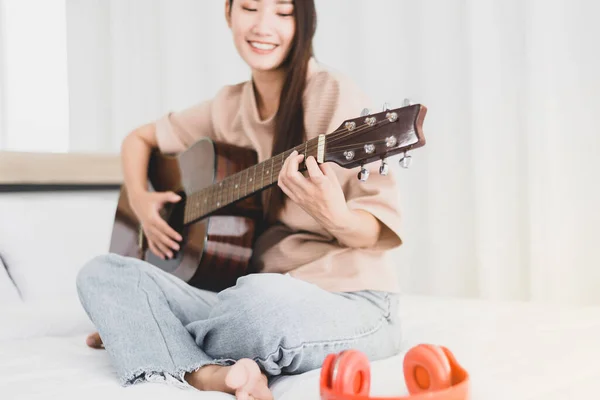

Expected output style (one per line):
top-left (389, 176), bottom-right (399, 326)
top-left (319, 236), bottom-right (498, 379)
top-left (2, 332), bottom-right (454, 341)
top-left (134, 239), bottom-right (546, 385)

top-left (226, 367), bottom-right (248, 389)
top-left (86, 332), bottom-right (104, 349)
top-left (236, 390), bottom-right (249, 400)
top-left (226, 359), bottom-right (272, 400)
top-left (250, 382), bottom-right (273, 400)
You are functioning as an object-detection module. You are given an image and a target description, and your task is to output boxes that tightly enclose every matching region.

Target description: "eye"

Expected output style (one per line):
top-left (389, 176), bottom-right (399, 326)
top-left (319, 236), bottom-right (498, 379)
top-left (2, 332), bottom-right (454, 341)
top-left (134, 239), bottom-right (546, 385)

top-left (277, 6), bottom-right (294, 17)
top-left (242, 6), bottom-right (257, 12)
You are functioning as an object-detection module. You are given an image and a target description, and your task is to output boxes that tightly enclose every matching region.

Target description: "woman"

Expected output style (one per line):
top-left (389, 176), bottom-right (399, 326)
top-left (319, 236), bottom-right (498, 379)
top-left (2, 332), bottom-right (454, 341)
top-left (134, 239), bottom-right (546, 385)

top-left (76, 0), bottom-right (405, 399)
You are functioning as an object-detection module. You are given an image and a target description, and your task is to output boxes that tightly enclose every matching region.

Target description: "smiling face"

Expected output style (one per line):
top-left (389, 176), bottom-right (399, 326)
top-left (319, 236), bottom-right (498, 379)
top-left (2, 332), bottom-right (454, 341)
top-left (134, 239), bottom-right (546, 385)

top-left (226, 0), bottom-right (296, 72)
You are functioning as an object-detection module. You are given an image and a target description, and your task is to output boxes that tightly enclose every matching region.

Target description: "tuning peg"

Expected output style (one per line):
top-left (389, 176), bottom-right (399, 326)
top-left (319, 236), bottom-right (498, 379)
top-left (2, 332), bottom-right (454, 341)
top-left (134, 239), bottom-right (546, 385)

top-left (358, 166), bottom-right (370, 182)
top-left (382, 102), bottom-right (391, 111)
top-left (379, 159), bottom-right (389, 176)
top-left (360, 108), bottom-right (371, 117)
top-left (402, 98), bottom-right (413, 107)
top-left (399, 153), bottom-right (412, 168)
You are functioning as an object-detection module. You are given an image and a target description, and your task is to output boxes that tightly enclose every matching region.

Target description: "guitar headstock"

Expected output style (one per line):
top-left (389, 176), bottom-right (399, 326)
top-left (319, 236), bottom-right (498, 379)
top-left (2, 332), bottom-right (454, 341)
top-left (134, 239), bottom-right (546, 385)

top-left (323, 102), bottom-right (427, 177)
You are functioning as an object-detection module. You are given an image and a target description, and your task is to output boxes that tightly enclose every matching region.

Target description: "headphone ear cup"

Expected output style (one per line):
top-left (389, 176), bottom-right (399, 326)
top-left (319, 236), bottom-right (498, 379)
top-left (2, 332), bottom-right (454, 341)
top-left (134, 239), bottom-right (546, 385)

top-left (330, 350), bottom-right (371, 396)
top-left (320, 353), bottom-right (338, 390)
top-left (403, 344), bottom-right (453, 395)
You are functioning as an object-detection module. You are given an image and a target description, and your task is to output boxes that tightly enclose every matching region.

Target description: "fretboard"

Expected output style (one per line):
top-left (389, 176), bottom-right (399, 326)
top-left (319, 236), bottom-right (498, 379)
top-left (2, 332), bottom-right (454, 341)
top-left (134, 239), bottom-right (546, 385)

top-left (183, 136), bottom-right (322, 225)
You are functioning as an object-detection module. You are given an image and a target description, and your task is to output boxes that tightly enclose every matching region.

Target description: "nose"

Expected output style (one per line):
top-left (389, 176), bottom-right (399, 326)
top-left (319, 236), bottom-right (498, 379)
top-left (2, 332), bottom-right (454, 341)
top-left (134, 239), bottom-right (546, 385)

top-left (251, 8), bottom-right (276, 36)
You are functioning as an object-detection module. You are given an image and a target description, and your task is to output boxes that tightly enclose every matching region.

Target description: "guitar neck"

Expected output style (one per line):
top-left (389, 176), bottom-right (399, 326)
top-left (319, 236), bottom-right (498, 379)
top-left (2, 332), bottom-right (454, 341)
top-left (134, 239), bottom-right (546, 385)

top-left (183, 136), bottom-right (323, 225)
top-left (181, 103), bottom-right (427, 225)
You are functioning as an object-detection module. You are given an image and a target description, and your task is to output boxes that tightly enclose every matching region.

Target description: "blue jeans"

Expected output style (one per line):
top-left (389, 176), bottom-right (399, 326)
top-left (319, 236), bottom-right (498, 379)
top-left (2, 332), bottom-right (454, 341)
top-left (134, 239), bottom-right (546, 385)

top-left (76, 253), bottom-right (401, 388)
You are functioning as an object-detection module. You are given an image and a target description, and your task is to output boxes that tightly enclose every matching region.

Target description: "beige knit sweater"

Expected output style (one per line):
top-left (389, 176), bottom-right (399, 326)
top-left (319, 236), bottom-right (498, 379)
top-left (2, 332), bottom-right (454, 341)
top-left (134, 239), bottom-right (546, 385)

top-left (155, 58), bottom-right (404, 293)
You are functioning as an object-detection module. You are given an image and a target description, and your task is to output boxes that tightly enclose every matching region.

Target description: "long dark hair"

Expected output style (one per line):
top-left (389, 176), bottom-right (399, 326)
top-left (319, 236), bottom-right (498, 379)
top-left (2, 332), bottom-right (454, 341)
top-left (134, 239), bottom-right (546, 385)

top-left (228, 0), bottom-right (317, 224)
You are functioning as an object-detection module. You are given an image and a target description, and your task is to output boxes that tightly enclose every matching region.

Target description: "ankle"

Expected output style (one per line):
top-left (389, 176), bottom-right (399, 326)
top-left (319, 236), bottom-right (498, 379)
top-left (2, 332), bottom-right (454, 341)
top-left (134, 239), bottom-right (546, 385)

top-left (185, 365), bottom-right (223, 391)
top-left (187, 364), bottom-right (234, 393)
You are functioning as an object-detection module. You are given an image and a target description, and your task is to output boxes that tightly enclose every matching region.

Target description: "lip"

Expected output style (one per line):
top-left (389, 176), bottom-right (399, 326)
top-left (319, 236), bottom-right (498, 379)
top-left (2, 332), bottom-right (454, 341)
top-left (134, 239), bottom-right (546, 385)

top-left (247, 40), bottom-right (279, 55)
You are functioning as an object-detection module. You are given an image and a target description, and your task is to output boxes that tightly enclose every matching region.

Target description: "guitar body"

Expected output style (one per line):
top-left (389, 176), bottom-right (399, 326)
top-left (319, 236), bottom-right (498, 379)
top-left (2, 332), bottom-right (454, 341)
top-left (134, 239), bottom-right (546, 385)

top-left (109, 138), bottom-right (264, 292)
top-left (108, 103), bottom-right (428, 293)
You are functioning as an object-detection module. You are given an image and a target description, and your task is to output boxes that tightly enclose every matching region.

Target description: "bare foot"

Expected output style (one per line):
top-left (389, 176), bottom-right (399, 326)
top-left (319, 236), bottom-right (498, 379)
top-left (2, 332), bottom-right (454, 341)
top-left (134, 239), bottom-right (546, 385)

top-left (85, 332), bottom-right (104, 349)
top-left (186, 359), bottom-right (273, 400)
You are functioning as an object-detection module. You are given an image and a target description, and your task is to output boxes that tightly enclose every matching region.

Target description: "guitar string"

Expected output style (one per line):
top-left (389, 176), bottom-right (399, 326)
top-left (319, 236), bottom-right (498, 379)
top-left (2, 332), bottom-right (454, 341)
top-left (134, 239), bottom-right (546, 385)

top-left (326, 137), bottom-right (407, 152)
top-left (184, 111), bottom-right (412, 221)
top-left (185, 119), bottom-right (389, 205)
top-left (201, 116), bottom-right (393, 195)
top-left (183, 117), bottom-right (399, 222)
top-left (188, 122), bottom-right (376, 189)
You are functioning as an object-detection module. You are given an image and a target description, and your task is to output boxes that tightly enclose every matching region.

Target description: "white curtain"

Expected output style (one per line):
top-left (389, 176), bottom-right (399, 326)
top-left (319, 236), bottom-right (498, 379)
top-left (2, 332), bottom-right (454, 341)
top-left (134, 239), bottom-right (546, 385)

top-left (3, 0), bottom-right (599, 306)
top-left (0, 0), bottom-right (70, 152)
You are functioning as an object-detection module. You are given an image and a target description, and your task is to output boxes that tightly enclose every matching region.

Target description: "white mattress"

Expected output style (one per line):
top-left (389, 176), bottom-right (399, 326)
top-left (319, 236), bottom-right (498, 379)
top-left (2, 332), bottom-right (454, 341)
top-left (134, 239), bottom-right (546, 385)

top-left (1, 295), bottom-right (599, 400)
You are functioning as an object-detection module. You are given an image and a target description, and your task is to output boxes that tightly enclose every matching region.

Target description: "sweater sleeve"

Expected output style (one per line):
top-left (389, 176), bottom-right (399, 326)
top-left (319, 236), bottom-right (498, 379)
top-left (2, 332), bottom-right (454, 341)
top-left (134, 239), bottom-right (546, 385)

top-left (154, 98), bottom-right (215, 154)
top-left (306, 72), bottom-right (404, 251)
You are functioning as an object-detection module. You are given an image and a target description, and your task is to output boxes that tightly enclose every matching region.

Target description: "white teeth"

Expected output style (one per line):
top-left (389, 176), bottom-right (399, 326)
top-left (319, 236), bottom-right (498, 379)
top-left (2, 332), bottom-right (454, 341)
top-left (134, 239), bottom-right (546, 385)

top-left (250, 41), bottom-right (277, 51)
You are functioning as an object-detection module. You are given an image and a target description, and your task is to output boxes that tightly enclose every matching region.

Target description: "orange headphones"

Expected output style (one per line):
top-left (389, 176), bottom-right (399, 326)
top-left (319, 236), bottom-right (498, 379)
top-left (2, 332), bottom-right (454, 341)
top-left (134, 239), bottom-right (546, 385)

top-left (320, 344), bottom-right (470, 400)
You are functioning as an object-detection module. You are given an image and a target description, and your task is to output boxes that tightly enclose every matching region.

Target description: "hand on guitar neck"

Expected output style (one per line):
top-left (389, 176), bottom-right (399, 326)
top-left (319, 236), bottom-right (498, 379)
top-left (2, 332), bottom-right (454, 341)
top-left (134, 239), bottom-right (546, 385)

top-left (278, 151), bottom-right (381, 248)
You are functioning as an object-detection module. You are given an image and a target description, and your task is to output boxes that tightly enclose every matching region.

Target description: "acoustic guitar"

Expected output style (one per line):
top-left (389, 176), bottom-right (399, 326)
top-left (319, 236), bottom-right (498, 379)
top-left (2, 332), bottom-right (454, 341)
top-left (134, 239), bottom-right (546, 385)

top-left (108, 103), bottom-right (427, 292)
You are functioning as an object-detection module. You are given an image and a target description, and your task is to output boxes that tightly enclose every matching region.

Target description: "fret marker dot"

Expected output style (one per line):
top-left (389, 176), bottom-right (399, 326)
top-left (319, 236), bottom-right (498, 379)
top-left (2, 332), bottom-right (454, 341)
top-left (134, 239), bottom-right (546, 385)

top-left (250, 178), bottom-right (253, 182)
top-left (266, 170), bottom-right (270, 174)
top-left (217, 202), bottom-right (220, 206)
top-left (235, 184), bottom-right (238, 188)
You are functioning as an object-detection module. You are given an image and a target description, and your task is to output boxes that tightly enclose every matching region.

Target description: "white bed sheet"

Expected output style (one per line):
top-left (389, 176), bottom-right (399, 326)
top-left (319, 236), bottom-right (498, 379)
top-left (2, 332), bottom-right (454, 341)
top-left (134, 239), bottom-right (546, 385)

top-left (1, 295), bottom-right (599, 400)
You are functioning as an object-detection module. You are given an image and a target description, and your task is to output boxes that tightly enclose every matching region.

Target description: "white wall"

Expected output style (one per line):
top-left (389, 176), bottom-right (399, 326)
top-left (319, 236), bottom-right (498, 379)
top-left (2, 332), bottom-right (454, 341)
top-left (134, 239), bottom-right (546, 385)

top-left (0, 0), bottom-right (5, 150)
top-left (0, 0), bottom-right (70, 152)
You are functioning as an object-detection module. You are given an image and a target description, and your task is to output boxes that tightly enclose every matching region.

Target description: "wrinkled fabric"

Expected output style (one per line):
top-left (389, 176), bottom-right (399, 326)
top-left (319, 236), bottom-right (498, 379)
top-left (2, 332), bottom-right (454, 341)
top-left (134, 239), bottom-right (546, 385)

top-left (76, 253), bottom-right (402, 389)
